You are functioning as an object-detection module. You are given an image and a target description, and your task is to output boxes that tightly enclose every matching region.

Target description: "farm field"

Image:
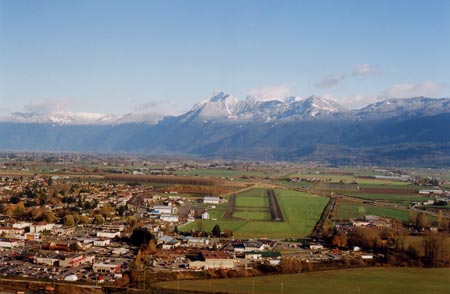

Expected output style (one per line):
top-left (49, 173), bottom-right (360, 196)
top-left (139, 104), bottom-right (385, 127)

top-left (356, 182), bottom-right (426, 189)
top-left (289, 173), bottom-right (405, 184)
top-left (180, 189), bottom-right (328, 238)
top-left (276, 180), bottom-right (315, 189)
top-left (335, 200), bottom-right (410, 221)
top-left (288, 172), bottom-right (422, 187)
top-left (174, 168), bottom-right (271, 178)
top-left (343, 192), bottom-right (430, 201)
top-left (154, 268), bottom-right (450, 294)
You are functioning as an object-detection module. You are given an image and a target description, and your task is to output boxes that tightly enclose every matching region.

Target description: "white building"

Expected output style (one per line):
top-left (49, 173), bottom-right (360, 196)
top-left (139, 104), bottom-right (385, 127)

top-left (35, 256), bottom-right (59, 266)
top-left (0, 227), bottom-right (24, 237)
top-left (60, 255), bottom-right (95, 268)
top-left (160, 214), bottom-right (179, 222)
top-left (29, 223), bottom-right (55, 233)
top-left (419, 189), bottom-right (444, 195)
top-left (195, 250), bottom-right (234, 269)
top-left (112, 247), bottom-right (129, 256)
top-left (201, 212), bottom-right (210, 220)
top-left (93, 263), bottom-right (121, 274)
top-left (185, 237), bottom-right (209, 247)
top-left (93, 239), bottom-right (111, 247)
top-left (96, 231), bottom-right (120, 239)
top-left (0, 239), bottom-right (23, 249)
top-left (203, 196), bottom-right (220, 204)
top-left (310, 243), bottom-right (324, 251)
top-left (151, 205), bottom-right (173, 215)
top-left (12, 222), bottom-right (32, 229)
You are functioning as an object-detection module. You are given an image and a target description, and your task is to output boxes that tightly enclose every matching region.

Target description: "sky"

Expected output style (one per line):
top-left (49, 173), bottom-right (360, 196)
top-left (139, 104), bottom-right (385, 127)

top-left (1, 0), bottom-right (450, 116)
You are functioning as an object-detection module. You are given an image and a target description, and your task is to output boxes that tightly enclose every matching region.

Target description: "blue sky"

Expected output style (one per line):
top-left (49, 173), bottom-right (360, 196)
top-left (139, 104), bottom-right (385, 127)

top-left (1, 0), bottom-right (449, 115)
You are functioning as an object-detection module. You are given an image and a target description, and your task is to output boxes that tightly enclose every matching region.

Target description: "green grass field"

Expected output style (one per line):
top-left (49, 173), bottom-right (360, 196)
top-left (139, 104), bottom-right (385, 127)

top-left (154, 268), bottom-right (450, 294)
top-left (180, 189), bottom-right (328, 238)
top-left (236, 195), bottom-right (269, 207)
top-left (336, 200), bottom-right (410, 221)
top-left (174, 168), bottom-right (268, 178)
top-left (344, 192), bottom-right (430, 201)
top-left (236, 188), bottom-right (267, 197)
top-left (289, 172), bottom-right (419, 187)
top-left (233, 211), bottom-right (271, 220)
top-left (356, 182), bottom-right (425, 189)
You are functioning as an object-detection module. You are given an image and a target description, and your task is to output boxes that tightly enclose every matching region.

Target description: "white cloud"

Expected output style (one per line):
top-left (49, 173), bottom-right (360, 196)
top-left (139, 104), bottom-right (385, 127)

top-left (352, 64), bottom-right (380, 77)
top-left (334, 95), bottom-right (381, 109)
top-left (23, 98), bottom-right (72, 114)
top-left (132, 99), bottom-right (184, 116)
top-left (383, 81), bottom-right (447, 98)
top-left (247, 85), bottom-right (291, 101)
top-left (314, 74), bottom-right (346, 88)
top-left (328, 81), bottom-right (448, 109)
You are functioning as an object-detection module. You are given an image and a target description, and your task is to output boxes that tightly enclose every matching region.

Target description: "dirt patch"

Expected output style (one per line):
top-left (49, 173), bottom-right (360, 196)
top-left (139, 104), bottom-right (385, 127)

top-left (223, 194), bottom-right (242, 220)
top-left (267, 189), bottom-right (284, 222)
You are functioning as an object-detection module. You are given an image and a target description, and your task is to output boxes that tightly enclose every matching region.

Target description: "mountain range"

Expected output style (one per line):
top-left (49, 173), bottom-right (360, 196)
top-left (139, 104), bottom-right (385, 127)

top-left (2, 91), bottom-right (450, 166)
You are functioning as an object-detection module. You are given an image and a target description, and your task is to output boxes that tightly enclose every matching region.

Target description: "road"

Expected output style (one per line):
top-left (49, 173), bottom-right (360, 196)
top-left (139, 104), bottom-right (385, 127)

top-left (0, 277), bottom-right (103, 291)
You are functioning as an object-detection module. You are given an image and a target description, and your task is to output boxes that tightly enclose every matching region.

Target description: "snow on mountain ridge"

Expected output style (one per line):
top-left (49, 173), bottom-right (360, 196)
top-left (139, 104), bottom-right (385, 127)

top-left (0, 111), bottom-right (117, 125)
top-left (3, 93), bottom-right (450, 125)
top-left (183, 92), bottom-right (350, 122)
top-left (355, 96), bottom-right (450, 119)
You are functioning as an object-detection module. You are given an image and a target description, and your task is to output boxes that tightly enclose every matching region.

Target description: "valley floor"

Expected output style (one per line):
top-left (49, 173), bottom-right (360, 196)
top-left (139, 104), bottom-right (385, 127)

top-left (154, 267), bottom-right (450, 294)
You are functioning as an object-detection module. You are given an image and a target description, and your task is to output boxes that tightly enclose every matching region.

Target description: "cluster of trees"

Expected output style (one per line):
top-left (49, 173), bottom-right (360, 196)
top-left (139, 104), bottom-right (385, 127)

top-left (408, 211), bottom-right (450, 232)
top-left (412, 177), bottom-right (439, 186)
top-left (106, 175), bottom-right (218, 186)
top-left (161, 185), bottom-right (232, 196)
top-left (0, 175), bottom-right (137, 225)
top-left (331, 221), bottom-right (450, 268)
top-left (257, 258), bottom-right (314, 274)
top-left (180, 223), bottom-right (233, 238)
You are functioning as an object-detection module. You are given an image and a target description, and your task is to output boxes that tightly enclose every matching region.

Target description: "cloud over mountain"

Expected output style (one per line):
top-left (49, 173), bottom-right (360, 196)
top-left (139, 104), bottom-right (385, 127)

top-left (247, 85), bottom-right (291, 101)
top-left (314, 74), bottom-right (346, 88)
top-left (352, 64), bottom-right (380, 77)
top-left (24, 98), bottom-right (72, 114)
top-left (384, 81), bottom-right (447, 98)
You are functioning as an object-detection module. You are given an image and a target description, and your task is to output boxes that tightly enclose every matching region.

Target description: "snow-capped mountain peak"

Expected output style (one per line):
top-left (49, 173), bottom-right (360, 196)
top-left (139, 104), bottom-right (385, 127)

top-left (181, 92), bottom-right (350, 123)
top-left (187, 91), bottom-right (239, 120)
top-left (301, 96), bottom-right (349, 113)
top-left (3, 92), bottom-right (450, 126)
top-left (283, 96), bottom-right (303, 103)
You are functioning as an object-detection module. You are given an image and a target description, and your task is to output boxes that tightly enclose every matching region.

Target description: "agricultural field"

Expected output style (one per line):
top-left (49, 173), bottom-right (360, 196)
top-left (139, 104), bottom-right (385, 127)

top-left (180, 188), bottom-right (328, 238)
top-left (287, 171), bottom-right (416, 186)
top-left (154, 268), bottom-right (450, 294)
top-left (276, 180), bottom-right (316, 189)
top-left (174, 168), bottom-right (270, 178)
top-left (343, 192), bottom-right (430, 202)
top-left (335, 200), bottom-right (411, 221)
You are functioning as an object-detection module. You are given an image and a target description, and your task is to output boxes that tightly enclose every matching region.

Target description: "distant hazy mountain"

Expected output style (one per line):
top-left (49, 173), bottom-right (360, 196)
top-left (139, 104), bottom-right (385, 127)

top-left (1, 92), bottom-right (450, 166)
top-left (354, 97), bottom-right (450, 120)
top-left (0, 111), bottom-right (117, 125)
top-left (0, 110), bottom-right (164, 126)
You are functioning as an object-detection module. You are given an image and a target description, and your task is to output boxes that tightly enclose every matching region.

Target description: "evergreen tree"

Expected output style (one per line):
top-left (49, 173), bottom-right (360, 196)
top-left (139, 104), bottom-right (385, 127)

top-left (212, 224), bottom-right (221, 237)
